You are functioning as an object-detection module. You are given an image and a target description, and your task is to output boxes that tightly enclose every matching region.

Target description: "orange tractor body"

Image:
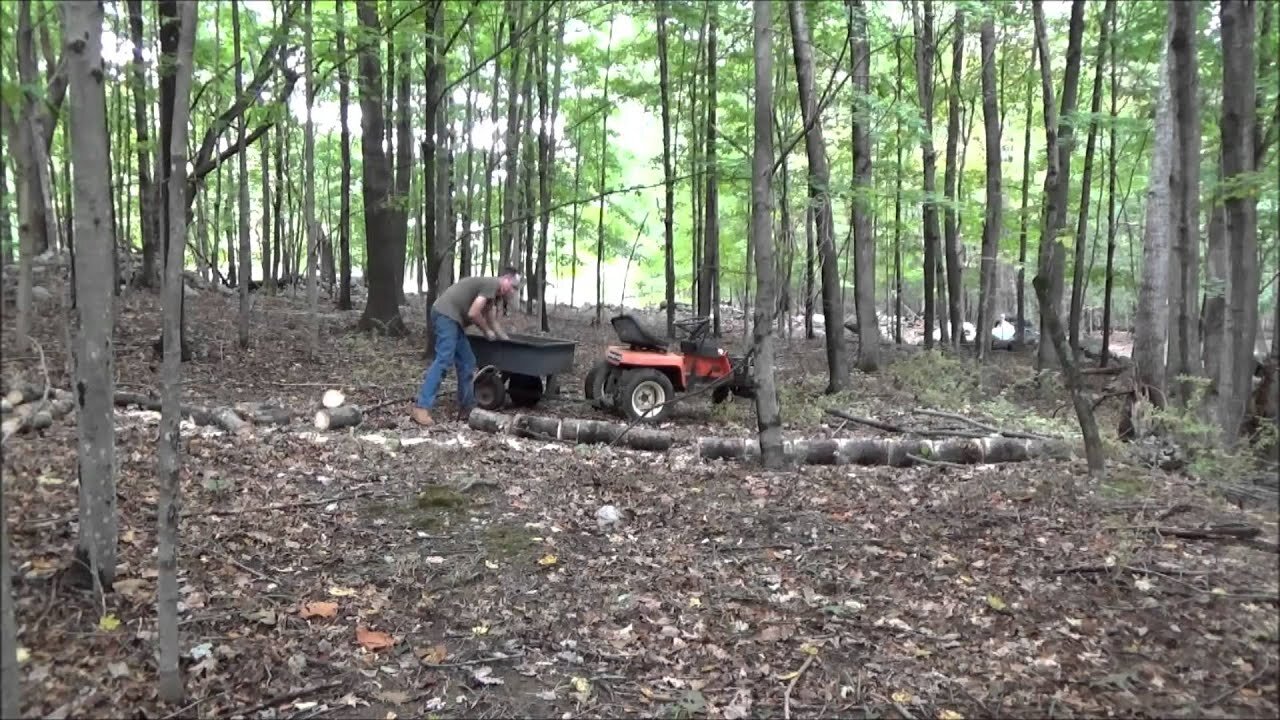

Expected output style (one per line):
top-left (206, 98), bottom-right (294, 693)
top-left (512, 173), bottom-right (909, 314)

top-left (586, 314), bottom-right (754, 422)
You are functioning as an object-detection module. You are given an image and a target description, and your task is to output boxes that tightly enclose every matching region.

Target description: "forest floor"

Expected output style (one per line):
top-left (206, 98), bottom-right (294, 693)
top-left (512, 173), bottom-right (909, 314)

top-left (3, 271), bottom-right (1279, 719)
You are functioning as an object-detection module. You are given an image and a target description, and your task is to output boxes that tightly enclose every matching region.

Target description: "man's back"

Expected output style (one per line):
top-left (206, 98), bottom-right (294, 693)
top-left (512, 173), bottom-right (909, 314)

top-left (434, 276), bottom-right (500, 326)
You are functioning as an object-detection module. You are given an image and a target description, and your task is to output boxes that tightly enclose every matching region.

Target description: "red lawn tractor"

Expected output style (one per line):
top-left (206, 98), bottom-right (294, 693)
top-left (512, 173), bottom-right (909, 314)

top-left (584, 314), bottom-right (755, 423)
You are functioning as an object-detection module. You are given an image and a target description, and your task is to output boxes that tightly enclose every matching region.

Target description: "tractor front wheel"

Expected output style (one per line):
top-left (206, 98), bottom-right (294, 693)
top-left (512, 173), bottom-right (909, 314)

top-left (617, 369), bottom-right (675, 423)
top-left (584, 361), bottom-right (609, 402)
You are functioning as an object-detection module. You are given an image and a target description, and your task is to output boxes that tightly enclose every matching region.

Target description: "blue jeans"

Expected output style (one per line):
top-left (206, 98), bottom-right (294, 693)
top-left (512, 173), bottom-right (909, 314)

top-left (415, 310), bottom-right (477, 410)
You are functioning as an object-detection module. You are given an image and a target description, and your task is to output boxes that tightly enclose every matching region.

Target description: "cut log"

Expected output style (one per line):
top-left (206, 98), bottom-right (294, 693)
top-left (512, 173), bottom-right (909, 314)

top-left (468, 408), bottom-right (673, 451)
top-left (4, 382), bottom-right (47, 409)
top-left (0, 390), bottom-right (75, 439)
top-left (113, 391), bottom-right (251, 435)
top-left (314, 405), bottom-right (363, 431)
top-left (698, 434), bottom-right (1072, 467)
top-left (322, 389), bottom-right (346, 409)
top-left (234, 402), bottom-right (294, 425)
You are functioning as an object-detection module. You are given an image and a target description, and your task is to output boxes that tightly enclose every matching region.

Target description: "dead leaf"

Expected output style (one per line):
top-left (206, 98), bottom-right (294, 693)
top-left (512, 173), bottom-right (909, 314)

top-left (420, 644), bottom-right (448, 665)
top-left (472, 666), bottom-right (505, 686)
top-left (106, 661), bottom-right (130, 678)
top-left (113, 578), bottom-right (150, 602)
top-left (300, 601), bottom-right (339, 619)
top-left (356, 626), bottom-right (395, 652)
top-left (375, 690), bottom-right (413, 705)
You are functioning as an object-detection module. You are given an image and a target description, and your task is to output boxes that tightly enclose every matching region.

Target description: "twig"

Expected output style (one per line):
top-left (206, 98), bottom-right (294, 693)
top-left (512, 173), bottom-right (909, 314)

top-left (161, 690), bottom-right (227, 720)
top-left (31, 338), bottom-right (51, 407)
top-left (221, 681), bottom-right (344, 719)
top-left (363, 396), bottom-right (411, 414)
top-left (1202, 665), bottom-right (1272, 709)
top-left (195, 491), bottom-right (376, 517)
top-left (422, 651), bottom-right (525, 669)
top-left (824, 408), bottom-right (910, 434)
top-left (784, 654), bottom-right (816, 720)
top-left (913, 408), bottom-right (1056, 441)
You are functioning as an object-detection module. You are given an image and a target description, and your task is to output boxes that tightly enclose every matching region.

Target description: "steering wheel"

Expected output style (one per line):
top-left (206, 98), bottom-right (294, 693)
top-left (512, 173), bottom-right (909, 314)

top-left (674, 316), bottom-right (710, 340)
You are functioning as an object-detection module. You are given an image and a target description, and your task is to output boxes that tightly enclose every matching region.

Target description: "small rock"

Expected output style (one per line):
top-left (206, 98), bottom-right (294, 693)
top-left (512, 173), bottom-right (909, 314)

top-left (31, 286), bottom-right (52, 303)
top-left (287, 652), bottom-right (307, 674)
top-left (595, 504), bottom-right (621, 529)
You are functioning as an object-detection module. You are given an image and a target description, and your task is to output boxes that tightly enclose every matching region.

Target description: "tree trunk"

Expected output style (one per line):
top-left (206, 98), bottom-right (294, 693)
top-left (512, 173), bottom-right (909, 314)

top-left (1133, 23), bottom-right (1175, 405)
top-left (752, 0), bottom-right (784, 469)
top-left (394, 35), bottom-right (413, 308)
top-left (942, 7), bottom-right (965, 348)
top-left (1033, 0), bottom-right (1087, 370)
top-left (849, 0), bottom-right (879, 370)
top-left (0, 507), bottom-right (16, 718)
top-left (355, 0), bottom-right (406, 335)
top-left (569, 121), bottom-right (582, 306)
top-left (304, 0), bottom-right (319, 355)
top-left (1032, 275), bottom-right (1106, 477)
top-left (537, 6), bottom-right (565, 331)
top-left (1016, 75), bottom-right (1032, 348)
top-left (1168, 1), bottom-right (1202, 400)
top-left (64, 0), bottom-right (120, 600)
top-left (789, 0), bottom-right (847, 391)
top-left (422, 2), bottom-right (441, 351)
top-left (125, 0), bottom-right (158, 288)
top-left (499, 2), bottom-right (525, 273)
top-left (699, 434), bottom-right (1071, 467)
top-left (894, 37), bottom-right (904, 345)
top-left (1068, 0), bottom-right (1111, 357)
top-left (912, 0), bottom-right (942, 351)
top-left (1100, 0), bottom-right (1119, 367)
top-left (233, 0), bottom-right (252, 347)
top-left (258, 105), bottom-right (273, 292)
top-left (469, 409), bottom-right (673, 451)
top-left (657, 0), bottom-right (676, 338)
top-left (1218, 0), bottom-right (1260, 442)
top-left (157, 1), bottom-right (197, 703)
top-left (702, 6), bottom-right (721, 336)
top-left (336, 0), bottom-right (353, 309)
top-left (595, 16), bottom-right (616, 324)
top-left (976, 14), bottom-right (1002, 361)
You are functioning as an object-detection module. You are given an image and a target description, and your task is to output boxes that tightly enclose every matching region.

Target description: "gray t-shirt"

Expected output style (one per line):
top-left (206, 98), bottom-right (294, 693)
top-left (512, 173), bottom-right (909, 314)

top-left (434, 276), bottom-right (501, 326)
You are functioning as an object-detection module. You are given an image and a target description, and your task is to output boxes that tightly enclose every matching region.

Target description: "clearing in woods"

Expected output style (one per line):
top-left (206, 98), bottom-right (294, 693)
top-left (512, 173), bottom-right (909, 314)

top-left (3, 284), bottom-right (1278, 718)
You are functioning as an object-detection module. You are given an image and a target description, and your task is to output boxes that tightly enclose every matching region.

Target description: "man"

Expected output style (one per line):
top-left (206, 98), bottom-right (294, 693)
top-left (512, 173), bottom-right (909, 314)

top-left (412, 268), bottom-right (521, 426)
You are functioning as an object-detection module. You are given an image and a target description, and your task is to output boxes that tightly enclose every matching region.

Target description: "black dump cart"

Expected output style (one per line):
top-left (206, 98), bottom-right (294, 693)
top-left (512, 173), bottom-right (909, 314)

top-left (467, 332), bottom-right (577, 410)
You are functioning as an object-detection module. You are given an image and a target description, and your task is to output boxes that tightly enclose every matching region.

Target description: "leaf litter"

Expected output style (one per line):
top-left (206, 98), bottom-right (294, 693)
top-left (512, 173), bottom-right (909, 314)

top-left (3, 287), bottom-right (1278, 718)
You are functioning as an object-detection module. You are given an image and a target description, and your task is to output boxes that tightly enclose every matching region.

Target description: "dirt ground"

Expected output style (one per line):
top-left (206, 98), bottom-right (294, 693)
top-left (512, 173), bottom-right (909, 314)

top-left (3, 274), bottom-right (1278, 719)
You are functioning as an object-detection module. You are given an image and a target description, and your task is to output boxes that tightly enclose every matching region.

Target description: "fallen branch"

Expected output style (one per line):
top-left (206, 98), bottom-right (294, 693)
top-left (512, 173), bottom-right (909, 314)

top-left (783, 654), bottom-right (815, 720)
top-left (219, 681), bottom-right (343, 720)
top-left (421, 651), bottom-right (525, 669)
top-left (698, 434), bottom-right (1071, 466)
top-left (114, 391), bottom-right (250, 435)
top-left (912, 408), bottom-right (1059, 441)
top-left (234, 401), bottom-right (293, 425)
top-left (824, 408), bottom-right (986, 439)
top-left (468, 408), bottom-right (673, 451)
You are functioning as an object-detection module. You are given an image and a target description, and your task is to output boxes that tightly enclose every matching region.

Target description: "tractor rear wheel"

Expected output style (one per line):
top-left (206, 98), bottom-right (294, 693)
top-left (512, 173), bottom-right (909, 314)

top-left (617, 369), bottom-right (675, 423)
top-left (584, 361), bottom-right (609, 401)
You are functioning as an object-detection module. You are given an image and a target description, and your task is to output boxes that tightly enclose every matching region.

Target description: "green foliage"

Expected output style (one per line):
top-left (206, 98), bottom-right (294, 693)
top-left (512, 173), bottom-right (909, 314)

top-left (1148, 376), bottom-right (1278, 482)
top-left (885, 351), bottom-right (981, 409)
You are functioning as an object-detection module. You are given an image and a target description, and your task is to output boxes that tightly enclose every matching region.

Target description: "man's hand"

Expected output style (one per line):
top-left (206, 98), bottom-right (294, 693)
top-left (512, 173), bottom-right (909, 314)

top-left (484, 328), bottom-right (497, 341)
top-left (496, 328), bottom-right (511, 341)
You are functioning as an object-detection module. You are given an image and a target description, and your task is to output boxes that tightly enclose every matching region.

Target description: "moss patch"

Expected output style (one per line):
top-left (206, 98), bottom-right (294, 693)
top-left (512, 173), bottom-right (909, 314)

top-left (483, 524), bottom-right (537, 560)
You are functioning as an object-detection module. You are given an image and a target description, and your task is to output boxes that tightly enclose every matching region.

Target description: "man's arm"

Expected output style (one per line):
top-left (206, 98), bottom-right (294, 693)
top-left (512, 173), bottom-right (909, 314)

top-left (486, 302), bottom-right (510, 340)
top-left (467, 296), bottom-right (494, 336)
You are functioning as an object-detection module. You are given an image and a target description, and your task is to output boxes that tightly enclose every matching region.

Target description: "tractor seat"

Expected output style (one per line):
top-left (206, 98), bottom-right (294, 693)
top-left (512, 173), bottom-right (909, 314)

top-left (611, 314), bottom-right (667, 352)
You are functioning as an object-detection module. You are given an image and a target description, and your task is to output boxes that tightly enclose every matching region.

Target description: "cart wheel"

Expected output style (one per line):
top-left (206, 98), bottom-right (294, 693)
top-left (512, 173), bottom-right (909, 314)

top-left (474, 372), bottom-right (506, 410)
top-left (507, 374), bottom-right (544, 408)
top-left (617, 368), bottom-right (675, 423)
top-left (584, 361), bottom-right (609, 401)
top-left (594, 366), bottom-right (622, 410)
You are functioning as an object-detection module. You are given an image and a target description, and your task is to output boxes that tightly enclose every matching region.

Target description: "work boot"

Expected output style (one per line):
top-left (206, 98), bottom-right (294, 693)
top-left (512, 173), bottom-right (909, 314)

top-left (456, 406), bottom-right (474, 423)
top-left (411, 406), bottom-right (434, 426)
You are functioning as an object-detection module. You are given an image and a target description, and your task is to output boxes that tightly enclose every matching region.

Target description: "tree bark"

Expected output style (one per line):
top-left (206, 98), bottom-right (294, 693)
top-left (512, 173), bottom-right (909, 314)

top-left (942, 7), bottom-right (965, 348)
top-left (702, 6), bottom-right (721, 336)
top-left (849, 0), bottom-right (879, 370)
top-left (657, 0), bottom-right (677, 338)
top-left (233, 0), bottom-right (252, 347)
top-left (63, 0), bottom-right (119, 599)
top-left (1101, 0), bottom-right (1120, 368)
top-left (499, 2), bottom-right (525, 273)
top-left (468, 409), bottom-right (673, 451)
top-left (1133, 23), bottom-right (1176, 405)
top-left (304, 0), bottom-right (319, 356)
top-left (912, 0), bottom-right (942, 351)
top-left (976, 14), bottom-right (1002, 361)
top-left (157, 1), bottom-right (198, 703)
top-left (1069, 0), bottom-right (1112, 357)
top-left (595, 16), bottom-right (616, 324)
top-left (1167, 1), bottom-right (1202, 400)
top-left (336, 0), bottom-right (353, 309)
top-left (1032, 275), bottom-right (1106, 477)
top-left (1218, 0), bottom-right (1259, 442)
top-left (355, 0), bottom-right (406, 336)
top-left (1016, 74), bottom-right (1032, 348)
top-left (125, 0), bottom-right (158, 288)
top-left (0, 506), bottom-right (16, 718)
top-left (790, 0), bottom-right (847, 391)
top-left (699, 434), bottom-right (1071, 467)
top-left (893, 37), bottom-right (904, 345)
top-left (752, 0), bottom-right (784, 469)
top-left (1033, 0), bottom-right (1087, 370)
